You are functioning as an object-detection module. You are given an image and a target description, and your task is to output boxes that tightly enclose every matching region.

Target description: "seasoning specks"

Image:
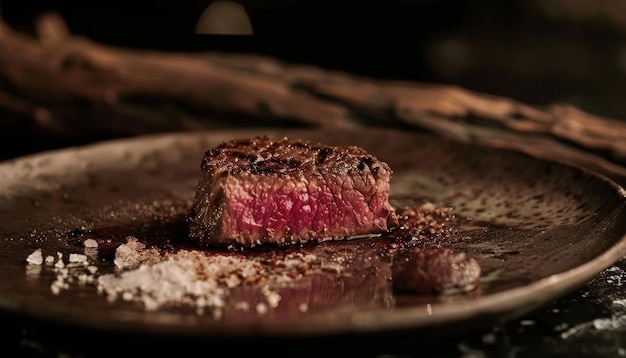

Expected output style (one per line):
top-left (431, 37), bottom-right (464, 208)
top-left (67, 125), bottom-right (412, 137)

top-left (25, 235), bottom-right (335, 317)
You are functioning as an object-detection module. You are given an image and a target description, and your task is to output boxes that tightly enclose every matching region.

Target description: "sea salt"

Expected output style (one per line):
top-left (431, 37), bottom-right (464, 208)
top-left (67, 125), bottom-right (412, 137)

top-left (83, 239), bottom-right (98, 248)
top-left (69, 253), bottom-right (88, 264)
top-left (26, 235), bottom-right (333, 316)
top-left (26, 249), bottom-right (43, 265)
top-left (96, 241), bottom-right (271, 314)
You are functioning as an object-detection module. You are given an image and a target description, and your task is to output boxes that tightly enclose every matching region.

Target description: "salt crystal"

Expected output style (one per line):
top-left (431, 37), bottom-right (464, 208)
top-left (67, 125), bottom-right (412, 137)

top-left (69, 253), bottom-right (88, 264)
top-left (124, 236), bottom-right (145, 251)
top-left (256, 303), bottom-right (268, 314)
top-left (115, 248), bottom-right (141, 269)
top-left (224, 274), bottom-right (241, 288)
top-left (612, 299), bottom-right (626, 309)
top-left (26, 248), bottom-right (43, 265)
top-left (592, 317), bottom-right (619, 330)
top-left (83, 239), bottom-right (98, 248)
top-left (45, 255), bottom-right (55, 265)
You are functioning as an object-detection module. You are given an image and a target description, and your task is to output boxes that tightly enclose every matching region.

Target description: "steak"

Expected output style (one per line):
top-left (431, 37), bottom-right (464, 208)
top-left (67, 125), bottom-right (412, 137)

top-left (187, 136), bottom-right (399, 247)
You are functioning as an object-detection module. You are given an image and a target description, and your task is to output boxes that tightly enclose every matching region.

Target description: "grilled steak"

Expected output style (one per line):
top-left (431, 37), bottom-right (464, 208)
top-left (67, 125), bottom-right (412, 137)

top-left (187, 136), bottom-right (399, 247)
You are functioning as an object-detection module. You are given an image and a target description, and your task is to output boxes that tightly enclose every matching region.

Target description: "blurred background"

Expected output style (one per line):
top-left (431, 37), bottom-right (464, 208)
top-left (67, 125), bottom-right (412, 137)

top-left (1, 0), bottom-right (626, 156)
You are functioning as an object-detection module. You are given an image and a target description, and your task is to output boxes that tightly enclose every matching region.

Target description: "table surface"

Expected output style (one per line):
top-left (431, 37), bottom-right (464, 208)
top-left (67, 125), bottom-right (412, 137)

top-left (1, 138), bottom-right (625, 358)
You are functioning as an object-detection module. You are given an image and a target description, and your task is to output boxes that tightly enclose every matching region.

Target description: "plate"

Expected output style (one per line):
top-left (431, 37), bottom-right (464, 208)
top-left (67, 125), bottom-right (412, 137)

top-left (1, 127), bottom-right (626, 354)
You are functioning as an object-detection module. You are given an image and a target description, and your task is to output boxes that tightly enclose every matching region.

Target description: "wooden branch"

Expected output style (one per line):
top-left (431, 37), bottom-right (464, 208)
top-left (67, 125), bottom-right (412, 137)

top-left (1, 12), bottom-right (626, 185)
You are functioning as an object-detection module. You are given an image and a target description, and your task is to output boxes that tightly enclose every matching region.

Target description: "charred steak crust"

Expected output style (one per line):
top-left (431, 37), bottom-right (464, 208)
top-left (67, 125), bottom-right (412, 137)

top-left (187, 136), bottom-right (399, 247)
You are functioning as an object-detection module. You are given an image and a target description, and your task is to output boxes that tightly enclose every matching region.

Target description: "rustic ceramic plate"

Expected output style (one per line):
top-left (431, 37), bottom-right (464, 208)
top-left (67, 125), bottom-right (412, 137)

top-left (1, 127), bottom-right (626, 355)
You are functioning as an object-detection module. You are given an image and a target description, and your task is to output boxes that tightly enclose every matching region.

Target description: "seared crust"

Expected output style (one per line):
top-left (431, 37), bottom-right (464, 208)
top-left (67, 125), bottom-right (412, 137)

top-left (202, 136), bottom-right (384, 177)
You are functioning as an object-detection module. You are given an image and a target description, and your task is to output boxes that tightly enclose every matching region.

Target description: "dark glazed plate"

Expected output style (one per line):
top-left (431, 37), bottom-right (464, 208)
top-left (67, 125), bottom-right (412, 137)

top-left (1, 127), bottom-right (626, 354)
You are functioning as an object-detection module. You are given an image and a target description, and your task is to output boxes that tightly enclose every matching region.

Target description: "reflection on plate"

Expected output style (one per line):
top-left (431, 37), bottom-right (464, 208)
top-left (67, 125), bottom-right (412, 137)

top-left (1, 127), bottom-right (625, 354)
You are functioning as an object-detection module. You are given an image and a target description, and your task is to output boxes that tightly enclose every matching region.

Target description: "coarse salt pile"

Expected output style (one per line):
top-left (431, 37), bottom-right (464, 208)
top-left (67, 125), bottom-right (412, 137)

top-left (26, 236), bottom-right (331, 317)
top-left (97, 238), bottom-right (267, 316)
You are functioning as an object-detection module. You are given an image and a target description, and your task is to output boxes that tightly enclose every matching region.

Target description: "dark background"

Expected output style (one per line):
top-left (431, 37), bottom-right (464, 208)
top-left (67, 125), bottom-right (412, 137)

top-left (1, 3), bottom-right (626, 357)
top-left (2, 0), bottom-right (626, 120)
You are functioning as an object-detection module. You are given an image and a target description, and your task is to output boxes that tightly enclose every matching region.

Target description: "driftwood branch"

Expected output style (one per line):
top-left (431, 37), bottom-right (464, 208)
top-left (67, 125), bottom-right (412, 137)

top-left (2, 12), bottom-right (626, 185)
